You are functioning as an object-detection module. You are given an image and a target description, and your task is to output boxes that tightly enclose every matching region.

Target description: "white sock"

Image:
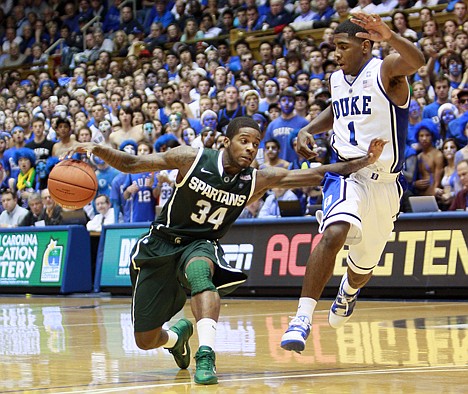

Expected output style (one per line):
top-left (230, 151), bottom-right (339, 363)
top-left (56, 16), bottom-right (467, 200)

top-left (341, 272), bottom-right (358, 295)
top-left (197, 318), bottom-right (217, 350)
top-left (164, 329), bottom-right (178, 349)
top-left (295, 297), bottom-right (317, 323)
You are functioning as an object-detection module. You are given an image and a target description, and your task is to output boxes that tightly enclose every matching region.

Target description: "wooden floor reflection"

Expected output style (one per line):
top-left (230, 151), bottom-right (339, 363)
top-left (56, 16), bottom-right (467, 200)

top-left (1, 296), bottom-right (467, 393)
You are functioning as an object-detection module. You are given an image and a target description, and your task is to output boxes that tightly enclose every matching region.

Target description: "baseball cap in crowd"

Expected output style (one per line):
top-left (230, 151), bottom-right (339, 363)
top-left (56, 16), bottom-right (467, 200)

top-left (196, 41), bottom-right (209, 53)
top-left (242, 89), bottom-right (260, 101)
top-left (54, 105), bottom-right (68, 119)
top-left (73, 88), bottom-right (88, 98)
top-left (295, 91), bottom-right (309, 100)
top-left (20, 80), bottom-right (33, 87)
top-left (91, 86), bottom-right (105, 96)
top-left (314, 88), bottom-right (331, 100)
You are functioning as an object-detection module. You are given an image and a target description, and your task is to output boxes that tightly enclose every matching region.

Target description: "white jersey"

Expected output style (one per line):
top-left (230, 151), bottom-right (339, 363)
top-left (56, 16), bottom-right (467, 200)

top-left (329, 57), bottom-right (409, 174)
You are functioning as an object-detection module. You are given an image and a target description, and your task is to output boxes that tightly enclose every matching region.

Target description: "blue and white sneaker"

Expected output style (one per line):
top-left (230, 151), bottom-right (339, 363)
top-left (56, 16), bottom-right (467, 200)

top-left (280, 316), bottom-right (311, 353)
top-left (328, 287), bottom-right (360, 328)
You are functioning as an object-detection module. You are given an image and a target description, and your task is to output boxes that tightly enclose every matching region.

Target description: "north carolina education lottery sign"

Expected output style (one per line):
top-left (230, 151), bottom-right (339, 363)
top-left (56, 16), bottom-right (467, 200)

top-left (0, 232), bottom-right (68, 286)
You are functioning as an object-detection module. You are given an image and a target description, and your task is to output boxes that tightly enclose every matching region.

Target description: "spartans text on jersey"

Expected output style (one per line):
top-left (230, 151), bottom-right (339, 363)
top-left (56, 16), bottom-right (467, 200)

top-left (188, 177), bottom-right (247, 206)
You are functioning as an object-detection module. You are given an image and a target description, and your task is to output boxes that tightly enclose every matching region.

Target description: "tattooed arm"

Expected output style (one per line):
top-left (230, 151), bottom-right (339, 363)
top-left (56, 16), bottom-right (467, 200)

top-left (62, 143), bottom-right (199, 176)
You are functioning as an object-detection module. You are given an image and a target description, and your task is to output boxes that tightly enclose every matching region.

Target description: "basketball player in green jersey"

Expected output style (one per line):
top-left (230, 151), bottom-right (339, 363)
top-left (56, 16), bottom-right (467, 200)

top-left (63, 117), bottom-right (386, 385)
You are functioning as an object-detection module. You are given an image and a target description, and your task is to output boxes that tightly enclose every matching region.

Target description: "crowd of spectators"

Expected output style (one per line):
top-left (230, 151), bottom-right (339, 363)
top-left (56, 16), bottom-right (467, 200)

top-left (0, 0), bottom-right (467, 228)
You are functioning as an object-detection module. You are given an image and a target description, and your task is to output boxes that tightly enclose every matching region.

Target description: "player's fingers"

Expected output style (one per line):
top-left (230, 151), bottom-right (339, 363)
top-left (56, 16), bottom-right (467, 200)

top-left (298, 145), bottom-right (317, 160)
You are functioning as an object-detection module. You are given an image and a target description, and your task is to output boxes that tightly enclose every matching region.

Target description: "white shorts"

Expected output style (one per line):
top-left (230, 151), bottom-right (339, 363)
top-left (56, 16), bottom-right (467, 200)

top-left (318, 168), bottom-right (403, 274)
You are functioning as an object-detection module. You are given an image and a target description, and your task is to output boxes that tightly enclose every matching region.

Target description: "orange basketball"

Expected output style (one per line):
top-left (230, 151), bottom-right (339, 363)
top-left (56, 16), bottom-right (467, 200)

top-left (47, 159), bottom-right (98, 210)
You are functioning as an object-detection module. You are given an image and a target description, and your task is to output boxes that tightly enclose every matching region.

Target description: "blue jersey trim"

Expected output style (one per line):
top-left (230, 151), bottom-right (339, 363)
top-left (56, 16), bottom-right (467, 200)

top-left (376, 77), bottom-right (409, 173)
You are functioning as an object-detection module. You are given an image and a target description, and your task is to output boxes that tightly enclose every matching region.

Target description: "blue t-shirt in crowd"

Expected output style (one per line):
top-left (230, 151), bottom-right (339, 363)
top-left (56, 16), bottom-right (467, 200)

top-left (263, 115), bottom-right (309, 163)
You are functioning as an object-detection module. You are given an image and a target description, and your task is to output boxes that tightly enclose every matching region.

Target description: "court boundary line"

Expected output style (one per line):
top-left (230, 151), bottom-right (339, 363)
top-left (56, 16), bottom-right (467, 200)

top-left (42, 364), bottom-right (468, 394)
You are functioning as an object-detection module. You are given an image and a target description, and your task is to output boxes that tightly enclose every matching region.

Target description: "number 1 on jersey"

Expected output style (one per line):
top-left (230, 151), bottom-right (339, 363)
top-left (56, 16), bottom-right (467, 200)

top-left (348, 121), bottom-right (358, 146)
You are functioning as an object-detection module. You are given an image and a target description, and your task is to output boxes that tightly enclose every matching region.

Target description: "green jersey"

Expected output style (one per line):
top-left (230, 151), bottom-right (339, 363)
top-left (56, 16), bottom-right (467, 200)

top-left (153, 148), bottom-right (257, 241)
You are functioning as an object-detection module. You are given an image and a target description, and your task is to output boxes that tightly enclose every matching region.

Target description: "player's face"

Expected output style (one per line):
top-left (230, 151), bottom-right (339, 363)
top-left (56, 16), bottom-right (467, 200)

top-left (334, 33), bottom-right (369, 76)
top-left (226, 127), bottom-right (261, 169)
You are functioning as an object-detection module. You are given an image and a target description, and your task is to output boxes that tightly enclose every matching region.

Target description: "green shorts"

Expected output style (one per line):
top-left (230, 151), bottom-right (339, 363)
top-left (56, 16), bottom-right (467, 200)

top-left (130, 232), bottom-right (247, 332)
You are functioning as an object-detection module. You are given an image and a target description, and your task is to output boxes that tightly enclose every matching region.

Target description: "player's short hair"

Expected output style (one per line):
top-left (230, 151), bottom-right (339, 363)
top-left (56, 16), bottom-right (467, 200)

top-left (335, 19), bottom-right (371, 43)
top-left (226, 116), bottom-right (260, 139)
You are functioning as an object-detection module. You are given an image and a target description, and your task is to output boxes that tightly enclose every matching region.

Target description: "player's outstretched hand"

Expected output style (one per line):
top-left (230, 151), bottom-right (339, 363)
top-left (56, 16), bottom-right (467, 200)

top-left (366, 138), bottom-right (388, 164)
top-left (296, 127), bottom-right (318, 160)
top-left (350, 12), bottom-right (392, 42)
top-left (59, 142), bottom-right (95, 160)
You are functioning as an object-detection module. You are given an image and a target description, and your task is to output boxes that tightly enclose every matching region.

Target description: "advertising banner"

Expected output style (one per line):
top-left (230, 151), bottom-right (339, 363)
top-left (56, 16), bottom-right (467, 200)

top-left (99, 227), bottom-right (147, 287)
top-left (96, 213), bottom-right (468, 292)
top-left (227, 216), bottom-right (468, 288)
top-left (0, 231), bottom-right (68, 287)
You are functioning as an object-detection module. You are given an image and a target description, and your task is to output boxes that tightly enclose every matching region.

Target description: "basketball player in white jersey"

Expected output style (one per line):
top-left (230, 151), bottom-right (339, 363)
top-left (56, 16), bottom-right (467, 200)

top-left (281, 13), bottom-right (425, 353)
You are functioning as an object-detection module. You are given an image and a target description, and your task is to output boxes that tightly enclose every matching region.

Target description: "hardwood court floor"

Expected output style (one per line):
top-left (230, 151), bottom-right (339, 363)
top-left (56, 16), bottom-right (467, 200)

top-left (0, 296), bottom-right (467, 393)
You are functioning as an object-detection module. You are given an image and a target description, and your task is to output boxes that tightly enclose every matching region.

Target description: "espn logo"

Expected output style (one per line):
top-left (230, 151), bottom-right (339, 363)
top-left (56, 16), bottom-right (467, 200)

top-left (222, 244), bottom-right (254, 271)
top-left (118, 237), bottom-right (138, 275)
